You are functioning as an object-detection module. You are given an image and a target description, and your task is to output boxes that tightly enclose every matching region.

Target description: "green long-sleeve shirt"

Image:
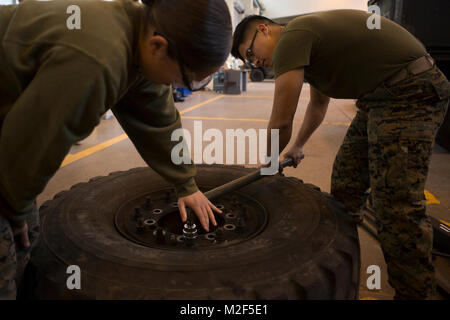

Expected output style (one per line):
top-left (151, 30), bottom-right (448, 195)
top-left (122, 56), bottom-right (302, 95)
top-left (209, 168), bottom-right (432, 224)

top-left (0, 0), bottom-right (198, 225)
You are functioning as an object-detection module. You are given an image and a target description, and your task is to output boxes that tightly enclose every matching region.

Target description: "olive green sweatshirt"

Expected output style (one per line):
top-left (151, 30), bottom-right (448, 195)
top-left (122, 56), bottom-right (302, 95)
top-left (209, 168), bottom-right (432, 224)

top-left (0, 0), bottom-right (198, 225)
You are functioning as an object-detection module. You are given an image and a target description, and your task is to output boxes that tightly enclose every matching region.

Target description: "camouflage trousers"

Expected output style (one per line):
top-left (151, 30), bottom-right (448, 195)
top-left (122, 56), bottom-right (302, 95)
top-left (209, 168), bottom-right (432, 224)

top-left (0, 202), bottom-right (40, 299)
top-left (331, 65), bottom-right (450, 299)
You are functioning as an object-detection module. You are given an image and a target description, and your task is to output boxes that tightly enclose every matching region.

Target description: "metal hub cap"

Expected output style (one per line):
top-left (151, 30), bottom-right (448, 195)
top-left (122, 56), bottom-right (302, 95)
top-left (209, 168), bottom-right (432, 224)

top-left (114, 188), bottom-right (267, 249)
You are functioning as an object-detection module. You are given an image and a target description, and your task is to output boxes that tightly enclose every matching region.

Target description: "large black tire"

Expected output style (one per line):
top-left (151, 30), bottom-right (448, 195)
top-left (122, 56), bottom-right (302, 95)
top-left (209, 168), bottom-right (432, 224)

top-left (22, 165), bottom-right (360, 300)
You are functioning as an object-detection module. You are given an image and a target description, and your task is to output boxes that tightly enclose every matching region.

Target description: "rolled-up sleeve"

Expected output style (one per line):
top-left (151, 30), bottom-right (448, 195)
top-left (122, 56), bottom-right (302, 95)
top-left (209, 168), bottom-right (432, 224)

top-left (112, 77), bottom-right (198, 198)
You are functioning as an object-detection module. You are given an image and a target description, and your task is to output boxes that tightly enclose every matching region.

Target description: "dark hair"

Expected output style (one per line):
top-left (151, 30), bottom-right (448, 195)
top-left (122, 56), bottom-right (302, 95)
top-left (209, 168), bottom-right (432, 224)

top-left (231, 15), bottom-right (277, 62)
top-left (142, 0), bottom-right (232, 74)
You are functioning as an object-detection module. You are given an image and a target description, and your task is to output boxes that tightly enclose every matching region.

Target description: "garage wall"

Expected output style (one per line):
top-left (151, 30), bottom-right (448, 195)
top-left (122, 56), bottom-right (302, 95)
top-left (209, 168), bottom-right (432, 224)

top-left (261, 0), bottom-right (368, 19)
top-left (226, 0), bottom-right (260, 30)
top-left (223, 1), bottom-right (261, 68)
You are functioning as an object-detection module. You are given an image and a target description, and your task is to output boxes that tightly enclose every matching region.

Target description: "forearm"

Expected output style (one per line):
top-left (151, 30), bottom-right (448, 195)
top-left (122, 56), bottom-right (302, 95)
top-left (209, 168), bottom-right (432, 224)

top-left (293, 101), bottom-right (328, 148)
top-left (267, 121), bottom-right (293, 157)
top-left (265, 68), bottom-right (305, 160)
top-left (112, 106), bottom-right (198, 197)
top-left (112, 81), bottom-right (198, 197)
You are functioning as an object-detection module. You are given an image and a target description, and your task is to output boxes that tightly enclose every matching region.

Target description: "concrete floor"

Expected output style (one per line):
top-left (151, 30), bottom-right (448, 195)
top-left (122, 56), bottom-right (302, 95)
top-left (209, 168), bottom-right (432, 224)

top-left (37, 80), bottom-right (450, 300)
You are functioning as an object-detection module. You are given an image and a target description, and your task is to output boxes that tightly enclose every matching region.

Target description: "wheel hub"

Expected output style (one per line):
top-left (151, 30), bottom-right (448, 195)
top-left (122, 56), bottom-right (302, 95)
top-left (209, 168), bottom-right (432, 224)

top-left (114, 188), bottom-right (267, 249)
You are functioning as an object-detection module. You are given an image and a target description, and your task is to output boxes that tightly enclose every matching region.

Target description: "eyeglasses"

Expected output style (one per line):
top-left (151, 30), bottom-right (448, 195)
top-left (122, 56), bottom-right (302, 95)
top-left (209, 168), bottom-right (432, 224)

top-left (245, 30), bottom-right (259, 66)
top-left (154, 31), bottom-right (200, 91)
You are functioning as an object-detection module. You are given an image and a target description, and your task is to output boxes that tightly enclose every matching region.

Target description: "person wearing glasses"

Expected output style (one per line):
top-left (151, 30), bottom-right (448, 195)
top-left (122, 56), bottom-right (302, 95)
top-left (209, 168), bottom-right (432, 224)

top-left (0, 0), bottom-right (231, 299)
top-left (231, 12), bottom-right (449, 300)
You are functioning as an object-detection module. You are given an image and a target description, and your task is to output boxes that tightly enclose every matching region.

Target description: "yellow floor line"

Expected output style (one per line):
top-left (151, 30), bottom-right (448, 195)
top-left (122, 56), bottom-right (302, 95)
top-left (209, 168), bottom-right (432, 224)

top-left (424, 190), bottom-right (440, 205)
top-left (60, 113), bottom-right (349, 168)
top-left (223, 95), bottom-right (309, 100)
top-left (180, 95), bottom-right (224, 115)
top-left (61, 134), bottom-right (128, 167)
top-left (182, 115), bottom-right (350, 126)
top-left (60, 95), bottom-right (224, 167)
top-left (223, 95), bottom-right (274, 99)
top-left (321, 121), bottom-right (350, 126)
top-left (182, 115), bottom-right (270, 123)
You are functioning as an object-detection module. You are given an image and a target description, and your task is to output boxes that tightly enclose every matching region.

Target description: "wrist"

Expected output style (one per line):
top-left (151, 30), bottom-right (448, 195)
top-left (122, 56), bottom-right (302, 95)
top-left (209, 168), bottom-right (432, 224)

top-left (292, 142), bottom-right (304, 150)
top-left (175, 177), bottom-right (199, 198)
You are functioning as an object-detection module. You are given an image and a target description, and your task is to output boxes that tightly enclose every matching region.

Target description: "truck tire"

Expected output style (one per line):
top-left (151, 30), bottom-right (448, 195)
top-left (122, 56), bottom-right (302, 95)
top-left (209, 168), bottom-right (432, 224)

top-left (250, 68), bottom-right (265, 82)
top-left (22, 165), bottom-right (360, 300)
top-left (192, 75), bottom-right (213, 92)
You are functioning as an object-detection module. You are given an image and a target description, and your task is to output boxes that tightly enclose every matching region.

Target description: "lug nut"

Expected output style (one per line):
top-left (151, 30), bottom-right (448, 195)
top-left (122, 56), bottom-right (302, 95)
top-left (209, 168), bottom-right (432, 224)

top-left (183, 222), bottom-right (198, 239)
top-left (183, 218), bottom-right (198, 247)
